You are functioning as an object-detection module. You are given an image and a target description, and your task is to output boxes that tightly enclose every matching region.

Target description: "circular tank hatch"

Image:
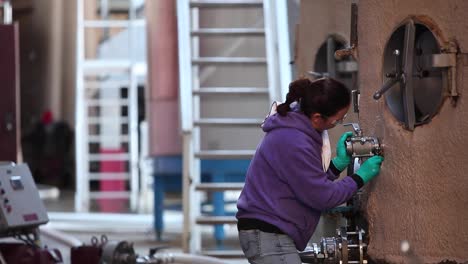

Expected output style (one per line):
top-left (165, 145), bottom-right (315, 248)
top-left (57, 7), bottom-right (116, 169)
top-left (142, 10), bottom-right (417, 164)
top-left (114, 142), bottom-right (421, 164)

top-left (382, 21), bottom-right (446, 129)
top-left (311, 36), bottom-right (357, 88)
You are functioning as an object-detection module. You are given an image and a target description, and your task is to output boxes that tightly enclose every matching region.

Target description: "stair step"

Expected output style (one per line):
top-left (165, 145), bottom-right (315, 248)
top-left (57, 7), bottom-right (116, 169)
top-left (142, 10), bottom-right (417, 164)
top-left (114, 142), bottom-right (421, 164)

top-left (200, 249), bottom-right (245, 258)
top-left (191, 28), bottom-right (264, 36)
top-left (88, 117), bottom-right (130, 125)
top-left (88, 153), bottom-right (130, 161)
top-left (88, 135), bottom-right (130, 143)
top-left (195, 183), bottom-right (244, 191)
top-left (88, 173), bottom-right (130, 180)
top-left (192, 57), bottom-right (266, 65)
top-left (193, 87), bottom-right (269, 95)
top-left (195, 150), bottom-right (255, 159)
top-left (86, 99), bottom-right (130, 107)
top-left (196, 216), bottom-right (237, 225)
top-left (190, 0), bottom-right (262, 8)
top-left (89, 191), bottom-right (131, 199)
top-left (194, 118), bottom-right (262, 126)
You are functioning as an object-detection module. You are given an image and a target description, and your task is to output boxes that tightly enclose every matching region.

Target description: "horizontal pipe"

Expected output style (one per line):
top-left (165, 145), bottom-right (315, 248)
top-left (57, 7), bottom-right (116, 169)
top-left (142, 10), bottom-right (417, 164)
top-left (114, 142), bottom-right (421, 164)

top-left (39, 225), bottom-right (83, 248)
top-left (138, 252), bottom-right (230, 264)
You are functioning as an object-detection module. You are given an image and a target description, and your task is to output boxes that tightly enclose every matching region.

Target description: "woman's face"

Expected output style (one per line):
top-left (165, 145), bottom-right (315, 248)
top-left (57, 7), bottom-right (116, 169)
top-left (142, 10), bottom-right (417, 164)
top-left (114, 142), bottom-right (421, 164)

top-left (310, 105), bottom-right (350, 131)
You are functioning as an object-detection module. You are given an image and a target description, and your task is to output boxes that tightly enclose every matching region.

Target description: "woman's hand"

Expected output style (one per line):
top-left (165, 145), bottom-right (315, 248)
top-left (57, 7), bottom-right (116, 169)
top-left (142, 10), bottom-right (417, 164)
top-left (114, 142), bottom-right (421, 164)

top-left (356, 155), bottom-right (384, 183)
top-left (331, 131), bottom-right (353, 171)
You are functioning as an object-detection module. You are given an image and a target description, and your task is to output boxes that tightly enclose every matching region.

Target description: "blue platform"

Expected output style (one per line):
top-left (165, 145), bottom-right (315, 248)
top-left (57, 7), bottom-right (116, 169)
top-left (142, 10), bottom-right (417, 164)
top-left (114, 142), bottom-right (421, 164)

top-left (152, 155), bottom-right (250, 245)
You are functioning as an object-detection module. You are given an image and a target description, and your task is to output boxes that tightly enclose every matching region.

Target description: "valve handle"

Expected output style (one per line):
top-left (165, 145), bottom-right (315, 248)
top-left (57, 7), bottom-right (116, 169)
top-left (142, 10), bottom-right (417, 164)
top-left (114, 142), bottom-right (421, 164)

top-left (373, 49), bottom-right (402, 100)
top-left (343, 123), bottom-right (362, 136)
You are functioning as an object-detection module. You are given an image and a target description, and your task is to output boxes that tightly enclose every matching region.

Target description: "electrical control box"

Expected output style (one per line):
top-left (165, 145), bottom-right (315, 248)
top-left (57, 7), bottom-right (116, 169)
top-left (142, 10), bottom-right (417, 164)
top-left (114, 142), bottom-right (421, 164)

top-left (0, 163), bottom-right (49, 235)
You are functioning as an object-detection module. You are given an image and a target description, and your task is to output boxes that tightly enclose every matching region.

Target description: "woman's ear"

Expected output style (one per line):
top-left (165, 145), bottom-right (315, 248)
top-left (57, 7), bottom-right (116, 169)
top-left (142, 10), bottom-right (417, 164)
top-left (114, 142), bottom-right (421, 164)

top-left (310, 113), bottom-right (323, 129)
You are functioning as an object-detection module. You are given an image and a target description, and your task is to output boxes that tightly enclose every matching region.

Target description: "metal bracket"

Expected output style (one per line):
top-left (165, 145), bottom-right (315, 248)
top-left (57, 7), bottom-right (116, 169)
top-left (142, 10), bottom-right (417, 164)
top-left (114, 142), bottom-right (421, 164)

top-left (352, 89), bottom-right (360, 113)
top-left (335, 3), bottom-right (358, 61)
top-left (421, 52), bottom-right (458, 101)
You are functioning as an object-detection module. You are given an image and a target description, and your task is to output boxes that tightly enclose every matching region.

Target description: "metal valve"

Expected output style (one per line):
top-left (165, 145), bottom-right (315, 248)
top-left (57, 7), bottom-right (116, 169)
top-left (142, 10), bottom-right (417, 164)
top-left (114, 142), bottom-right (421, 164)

top-left (344, 123), bottom-right (383, 158)
top-left (299, 227), bottom-right (368, 264)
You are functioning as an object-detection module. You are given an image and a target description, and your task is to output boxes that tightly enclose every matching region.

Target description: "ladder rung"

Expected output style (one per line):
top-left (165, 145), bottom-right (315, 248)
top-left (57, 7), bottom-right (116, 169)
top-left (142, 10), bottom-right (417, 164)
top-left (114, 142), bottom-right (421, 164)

top-left (88, 117), bottom-right (130, 124)
top-left (85, 81), bottom-right (130, 90)
top-left (196, 216), bottom-right (237, 225)
top-left (88, 135), bottom-right (130, 143)
top-left (192, 57), bottom-right (266, 65)
top-left (88, 173), bottom-right (130, 180)
top-left (190, 0), bottom-right (263, 8)
top-left (199, 250), bottom-right (245, 258)
top-left (195, 150), bottom-right (255, 159)
top-left (83, 19), bottom-right (145, 28)
top-left (83, 60), bottom-right (132, 71)
top-left (96, 1), bottom-right (145, 12)
top-left (88, 153), bottom-right (130, 161)
top-left (194, 118), bottom-right (262, 126)
top-left (82, 61), bottom-right (147, 75)
top-left (193, 87), bottom-right (269, 95)
top-left (195, 183), bottom-right (244, 191)
top-left (191, 28), bottom-right (264, 36)
top-left (89, 191), bottom-right (130, 199)
top-left (87, 99), bottom-right (130, 107)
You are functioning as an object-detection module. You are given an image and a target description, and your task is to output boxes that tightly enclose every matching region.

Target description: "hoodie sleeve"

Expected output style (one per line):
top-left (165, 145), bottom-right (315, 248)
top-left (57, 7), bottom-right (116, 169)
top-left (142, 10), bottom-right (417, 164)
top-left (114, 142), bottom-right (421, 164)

top-left (326, 162), bottom-right (342, 181)
top-left (274, 132), bottom-right (358, 211)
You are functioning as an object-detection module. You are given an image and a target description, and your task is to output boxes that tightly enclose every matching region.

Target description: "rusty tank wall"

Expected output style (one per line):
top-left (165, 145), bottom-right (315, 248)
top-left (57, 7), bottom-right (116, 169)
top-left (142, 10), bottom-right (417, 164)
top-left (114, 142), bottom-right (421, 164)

top-left (297, 0), bottom-right (468, 263)
top-left (296, 0), bottom-right (357, 155)
top-left (296, 0), bottom-right (352, 78)
top-left (358, 1), bottom-right (468, 263)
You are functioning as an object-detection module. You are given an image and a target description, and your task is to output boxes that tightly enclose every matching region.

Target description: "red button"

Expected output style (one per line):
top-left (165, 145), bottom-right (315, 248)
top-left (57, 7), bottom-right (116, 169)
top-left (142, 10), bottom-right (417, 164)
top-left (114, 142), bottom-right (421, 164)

top-left (6, 206), bottom-right (11, 213)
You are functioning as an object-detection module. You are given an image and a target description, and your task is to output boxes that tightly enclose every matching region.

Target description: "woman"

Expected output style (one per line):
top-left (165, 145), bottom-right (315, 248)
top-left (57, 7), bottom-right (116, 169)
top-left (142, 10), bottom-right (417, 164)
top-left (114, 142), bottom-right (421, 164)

top-left (236, 77), bottom-right (384, 264)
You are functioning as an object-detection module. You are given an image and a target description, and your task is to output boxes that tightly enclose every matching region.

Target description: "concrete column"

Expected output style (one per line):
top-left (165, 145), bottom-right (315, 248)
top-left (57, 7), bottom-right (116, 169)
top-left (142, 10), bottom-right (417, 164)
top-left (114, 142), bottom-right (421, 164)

top-left (145, 0), bottom-right (181, 156)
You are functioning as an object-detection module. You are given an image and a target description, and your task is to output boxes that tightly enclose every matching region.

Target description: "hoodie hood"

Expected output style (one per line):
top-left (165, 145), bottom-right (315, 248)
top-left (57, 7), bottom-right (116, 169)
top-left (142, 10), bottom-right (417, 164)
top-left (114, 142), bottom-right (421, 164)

top-left (262, 112), bottom-right (322, 144)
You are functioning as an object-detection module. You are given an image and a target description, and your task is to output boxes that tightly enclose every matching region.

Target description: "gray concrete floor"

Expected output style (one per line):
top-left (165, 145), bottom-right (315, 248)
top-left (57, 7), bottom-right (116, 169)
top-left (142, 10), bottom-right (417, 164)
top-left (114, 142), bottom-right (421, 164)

top-left (37, 190), bottom-right (248, 264)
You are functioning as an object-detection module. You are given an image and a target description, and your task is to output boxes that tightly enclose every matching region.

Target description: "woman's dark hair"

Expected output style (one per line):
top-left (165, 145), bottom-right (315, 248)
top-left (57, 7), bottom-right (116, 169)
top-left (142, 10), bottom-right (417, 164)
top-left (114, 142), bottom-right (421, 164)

top-left (276, 77), bottom-right (351, 118)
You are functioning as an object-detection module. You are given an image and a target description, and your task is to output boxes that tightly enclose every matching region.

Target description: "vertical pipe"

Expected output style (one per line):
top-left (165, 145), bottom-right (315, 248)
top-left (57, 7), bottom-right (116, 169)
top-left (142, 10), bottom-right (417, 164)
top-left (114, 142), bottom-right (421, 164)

top-left (75, 0), bottom-right (89, 212)
top-left (0, 24), bottom-right (20, 162)
top-left (263, 0), bottom-right (280, 102)
top-left (49, 0), bottom-right (64, 120)
top-left (275, 0), bottom-right (292, 101)
top-left (146, 0), bottom-right (184, 244)
top-left (2, 1), bottom-right (12, 24)
top-left (190, 4), bottom-right (202, 254)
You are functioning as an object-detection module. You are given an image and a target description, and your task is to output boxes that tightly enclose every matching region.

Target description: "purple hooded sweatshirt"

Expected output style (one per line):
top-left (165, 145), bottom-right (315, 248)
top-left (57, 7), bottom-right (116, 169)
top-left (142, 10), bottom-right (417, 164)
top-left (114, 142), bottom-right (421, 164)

top-left (236, 111), bottom-right (359, 251)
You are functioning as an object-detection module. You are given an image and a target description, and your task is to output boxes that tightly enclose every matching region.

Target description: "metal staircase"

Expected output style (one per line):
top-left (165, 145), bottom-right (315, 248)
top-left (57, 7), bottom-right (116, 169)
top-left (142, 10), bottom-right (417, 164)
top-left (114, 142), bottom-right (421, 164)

top-left (75, 0), bottom-right (147, 212)
top-left (177, 0), bottom-right (291, 255)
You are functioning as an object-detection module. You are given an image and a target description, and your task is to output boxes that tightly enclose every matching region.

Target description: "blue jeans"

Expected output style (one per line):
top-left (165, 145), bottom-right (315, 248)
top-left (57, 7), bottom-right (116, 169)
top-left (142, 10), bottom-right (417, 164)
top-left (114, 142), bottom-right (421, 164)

top-left (238, 230), bottom-right (301, 264)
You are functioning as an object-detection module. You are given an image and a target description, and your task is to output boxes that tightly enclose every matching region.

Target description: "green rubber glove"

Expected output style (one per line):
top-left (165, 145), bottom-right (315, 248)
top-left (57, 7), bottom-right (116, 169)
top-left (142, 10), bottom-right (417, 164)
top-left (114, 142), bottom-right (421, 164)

top-left (331, 131), bottom-right (353, 171)
top-left (356, 155), bottom-right (384, 184)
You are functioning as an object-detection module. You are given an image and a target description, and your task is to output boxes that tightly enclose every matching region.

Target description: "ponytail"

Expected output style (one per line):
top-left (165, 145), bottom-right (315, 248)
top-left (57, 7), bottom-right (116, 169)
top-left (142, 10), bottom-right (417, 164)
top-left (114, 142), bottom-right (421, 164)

top-left (277, 77), bottom-right (350, 118)
top-left (277, 78), bottom-right (309, 116)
